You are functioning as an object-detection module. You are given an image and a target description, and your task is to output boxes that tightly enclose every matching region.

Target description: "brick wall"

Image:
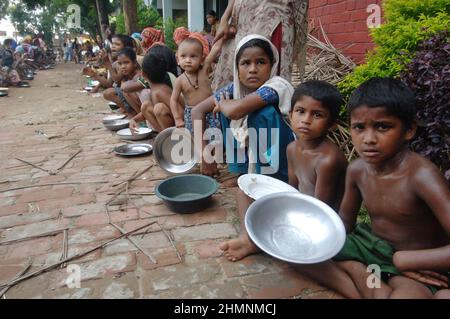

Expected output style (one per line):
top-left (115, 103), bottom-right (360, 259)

top-left (309, 0), bottom-right (383, 64)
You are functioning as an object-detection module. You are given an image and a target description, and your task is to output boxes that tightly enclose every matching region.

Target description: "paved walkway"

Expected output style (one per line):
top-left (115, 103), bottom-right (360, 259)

top-left (0, 63), bottom-right (342, 299)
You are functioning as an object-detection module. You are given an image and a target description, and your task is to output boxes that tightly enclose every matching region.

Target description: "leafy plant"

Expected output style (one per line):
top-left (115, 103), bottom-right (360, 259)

top-left (163, 16), bottom-right (188, 51)
top-left (401, 31), bottom-right (450, 180)
top-left (115, 0), bottom-right (163, 34)
top-left (337, 0), bottom-right (449, 98)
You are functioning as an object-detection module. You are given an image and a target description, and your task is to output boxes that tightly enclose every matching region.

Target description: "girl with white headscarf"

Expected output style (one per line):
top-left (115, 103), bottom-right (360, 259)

top-left (192, 34), bottom-right (294, 182)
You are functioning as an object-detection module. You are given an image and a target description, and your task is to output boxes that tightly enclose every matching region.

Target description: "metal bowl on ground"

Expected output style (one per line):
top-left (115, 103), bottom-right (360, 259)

top-left (103, 119), bottom-right (130, 131)
top-left (155, 174), bottom-right (219, 213)
top-left (23, 75), bottom-right (34, 81)
top-left (153, 127), bottom-right (197, 174)
top-left (245, 192), bottom-right (346, 264)
top-left (18, 82), bottom-right (31, 88)
top-left (116, 127), bottom-right (152, 141)
top-left (114, 143), bottom-right (153, 156)
top-left (102, 114), bottom-right (127, 124)
top-left (0, 91), bottom-right (8, 97)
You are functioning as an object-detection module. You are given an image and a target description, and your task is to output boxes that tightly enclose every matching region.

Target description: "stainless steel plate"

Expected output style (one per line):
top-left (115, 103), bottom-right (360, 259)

top-left (103, 119), bottom-right (130, 131)
top-left (114, 143), bottom-right (153, 156)
top-left (116, 127), bottom-right (152, 141)
top-left (245, 192), bottom-right (346, 264)
top-left (153, 127), bottom-right (198, 174)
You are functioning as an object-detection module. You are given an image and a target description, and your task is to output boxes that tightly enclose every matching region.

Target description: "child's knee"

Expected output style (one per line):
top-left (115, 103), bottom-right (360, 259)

top-left (103, 88), bottom-right (115, 100)
top-left (154, 103), bottom-right (170, 116)
top-left (141, 101), bottom-right (153, 114)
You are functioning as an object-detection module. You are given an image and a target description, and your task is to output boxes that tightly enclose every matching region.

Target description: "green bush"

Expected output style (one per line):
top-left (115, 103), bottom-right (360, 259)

top-left (337, 0), bottom-right (449, 98)
top-left (115, 0), bottom-right (163, 35)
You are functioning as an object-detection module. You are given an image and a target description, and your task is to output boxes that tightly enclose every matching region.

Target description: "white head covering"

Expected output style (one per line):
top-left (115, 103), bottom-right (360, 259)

top-left (229, 34), bottom-right (294, 151)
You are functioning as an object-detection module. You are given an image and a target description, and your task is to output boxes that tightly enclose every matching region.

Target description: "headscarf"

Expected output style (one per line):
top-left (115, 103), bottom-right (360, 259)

top-left (173, 27), bottom-right (210, 57)
top-left (230, 34), bottom-right (294, 155)
top-left (141, 27), bottom-right (164, 52)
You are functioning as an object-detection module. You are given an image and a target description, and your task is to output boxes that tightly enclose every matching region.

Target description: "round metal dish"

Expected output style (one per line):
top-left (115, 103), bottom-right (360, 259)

top-left (102, 114), bottom-right (127, 124)
top-left (153, 127), bottom-right (197, 174)
top-left (245, 192), bottom-right (346, 264)
top-left (84, 86), bottom-right (93, 91)
top-left (19, 83), bottom-right (31, 88)
top-left (238, 174), bottom-right (299, 200)
top-left (114, 143), bottom-right (153, 156)
top-left (0, 91), bottom-right (8, 97)
top-left (103, 119), bottom-right (130, 131)
top-left (116, 127), bottom-right (152, 141)
top-left (155, 174), bottom-right (219, 213)
top-left (108, 102), bottom-right (119, 110)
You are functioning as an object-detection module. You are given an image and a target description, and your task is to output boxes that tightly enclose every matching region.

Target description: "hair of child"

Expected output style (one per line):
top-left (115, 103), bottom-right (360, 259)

top-left (142, 53), bottom-right (168, 83)
top-left (347, 77), bottom-right (417, 129)
top-left (117, 47), bottom-right (137, 62)
top-left (291, 80), bottom-right (344, 122)
top-left (112, 34), bottom-right (134, 48)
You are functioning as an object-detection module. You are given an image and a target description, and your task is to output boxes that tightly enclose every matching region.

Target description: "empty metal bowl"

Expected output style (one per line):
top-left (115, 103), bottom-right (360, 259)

top-left (103, 119), bottom-right (130, 131)
top-left (154, 127), bottom-right (198, 174)
top-left (116, 127), bottom-right (152, 141)
top-left (108, 102), bottom-right (119, 110)
top-left (155, 174), bottom-right (219, 213)
top-left (114, 143), bottom-right (153, 156)
top-left (245, 192), bottom-right (346, 264)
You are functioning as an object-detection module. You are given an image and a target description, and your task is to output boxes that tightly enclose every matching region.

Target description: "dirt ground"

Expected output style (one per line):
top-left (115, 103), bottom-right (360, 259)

top-left (0, 63), bottom-right (341, 299)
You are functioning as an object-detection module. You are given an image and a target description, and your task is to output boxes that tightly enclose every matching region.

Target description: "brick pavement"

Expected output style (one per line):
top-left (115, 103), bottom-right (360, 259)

top-left (0, 63), bottom-right (342, 299)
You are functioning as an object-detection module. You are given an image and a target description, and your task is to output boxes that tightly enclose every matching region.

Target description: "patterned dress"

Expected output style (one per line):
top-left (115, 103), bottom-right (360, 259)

top-left (212, 0), bottom-right (309, 90)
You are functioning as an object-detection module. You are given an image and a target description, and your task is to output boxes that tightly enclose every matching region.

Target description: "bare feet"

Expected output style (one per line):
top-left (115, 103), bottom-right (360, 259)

top-left (219, 235), bottom-right (260, 262)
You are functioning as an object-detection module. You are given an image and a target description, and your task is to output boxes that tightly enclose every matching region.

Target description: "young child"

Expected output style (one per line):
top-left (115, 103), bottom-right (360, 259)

top-left (140, 53), bottom-right (181, 132)
top-left (101, 35), bottom-right (136, 113)
top-left (287, 80), bottom-right (347, 211)
top-left (170, 36), bottom-right (223, 133)
top-left (296, 77), bottom-right (450, 299)
top-left (103, 47), bottom-right (141, 115)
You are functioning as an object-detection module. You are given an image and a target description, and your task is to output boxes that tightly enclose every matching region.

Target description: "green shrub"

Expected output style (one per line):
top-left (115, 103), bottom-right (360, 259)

top-left (337, 0), bottom-right (449, 98)
top-left (164, 16), bottom-right (188, 51)
top-left (115, 0), bottom-right (163, 34)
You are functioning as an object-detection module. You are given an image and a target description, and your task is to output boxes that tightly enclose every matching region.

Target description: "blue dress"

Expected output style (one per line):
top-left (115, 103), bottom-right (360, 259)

top-left (214, 84), bottom-right (294, 183)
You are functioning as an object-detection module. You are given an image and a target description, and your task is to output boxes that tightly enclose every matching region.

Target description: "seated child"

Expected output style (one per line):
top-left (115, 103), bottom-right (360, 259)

top-left (220, 80), bottom-right (347, 262)
top-left (170, 36), bottom-right (223, 132)
top-left (296, 77), bottom-right (450, 299)
top-left (127, 44), bottom-right (179, 133)
top-left (139, 53), bottom-right (182, 132)
top-left (104, 47), bottom-right (141, 115)
top-left (101, 35), bottom-right (136, 113)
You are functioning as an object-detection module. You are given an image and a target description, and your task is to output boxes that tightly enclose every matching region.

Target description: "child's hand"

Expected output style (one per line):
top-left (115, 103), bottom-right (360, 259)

top-left (402, 271), bottom-right (449, 288)
top-left (213, 92), bottom-right (231, 114)
top-left (129, 119), bottom-right (139, 135)
top-left (201, 161), bottom-right (219, 177)
top-left (82, 67), bottom-right (96, 77)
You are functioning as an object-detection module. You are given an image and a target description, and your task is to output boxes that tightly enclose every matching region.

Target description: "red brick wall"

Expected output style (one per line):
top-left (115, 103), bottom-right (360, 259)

top-left (309, 0), bottom-right (383, 64)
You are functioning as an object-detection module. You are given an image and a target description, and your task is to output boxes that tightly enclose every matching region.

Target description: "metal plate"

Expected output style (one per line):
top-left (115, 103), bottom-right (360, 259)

top-left (102, 114), bottom-right (127, 124)
top-left (116, 127), bottom-right (152, 141)
top-left (238, 174), bottom-right (299, 200)
top-left (153, 127), bottom-right (198, 174)
top-left (0, 91), bottom-right (8, 97)
top-left (245, 192), bottom-right (346, 264)
top-left (103, 119), bottom-right (130, 131)
top-left (19, 83), bottom-right (31, 88)
top-left (114, 143), bottom-right (153, 156)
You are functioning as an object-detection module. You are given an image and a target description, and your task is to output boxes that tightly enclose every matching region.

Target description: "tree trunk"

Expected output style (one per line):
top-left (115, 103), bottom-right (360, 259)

top-left (123, 0), bottom-right (138, 35)
top-left (96, 0), bottom-right (109, 41)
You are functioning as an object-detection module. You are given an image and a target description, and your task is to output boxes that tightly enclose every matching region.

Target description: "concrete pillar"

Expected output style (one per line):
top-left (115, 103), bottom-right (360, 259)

top-left (162, 0), bottom-right (173, 22)
top-left (188, 0), bottom-right (204, 32)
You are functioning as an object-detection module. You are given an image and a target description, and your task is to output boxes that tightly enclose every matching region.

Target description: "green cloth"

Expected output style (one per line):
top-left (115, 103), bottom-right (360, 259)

top-left (334, 223), bottom-right (448, 294)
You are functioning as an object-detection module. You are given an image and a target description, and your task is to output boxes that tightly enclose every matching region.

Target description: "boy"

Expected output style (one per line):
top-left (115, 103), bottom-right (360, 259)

top-left (220, 80), bottom-right (347, 261)
top-left (287, 80), bottom-right (347, 211)
top-left (297, 78), bottom-right (450, 299)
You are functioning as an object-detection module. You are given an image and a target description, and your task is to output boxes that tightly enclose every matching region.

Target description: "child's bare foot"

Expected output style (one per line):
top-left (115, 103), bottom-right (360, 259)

top-left (219, 235), bottom-right (260, 262)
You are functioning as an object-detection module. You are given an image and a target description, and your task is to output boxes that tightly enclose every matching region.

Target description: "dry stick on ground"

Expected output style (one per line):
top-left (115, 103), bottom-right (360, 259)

top-left (0, 221), bottom-right (158, 292)
top-left (0, 181), bottom-right (108, 193)
top-left (55, 149), bottom-right (82, 172)
top-left (59, 229), bottom-right (69, 269)
top-left (157, 221), bottom-right (183, 263)
top-left (0, 228), bottom-right (69, 246)
top-left (0, 259), bottom-right (32, 298)
top-left (15, 157), bottom-right (52, 175)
